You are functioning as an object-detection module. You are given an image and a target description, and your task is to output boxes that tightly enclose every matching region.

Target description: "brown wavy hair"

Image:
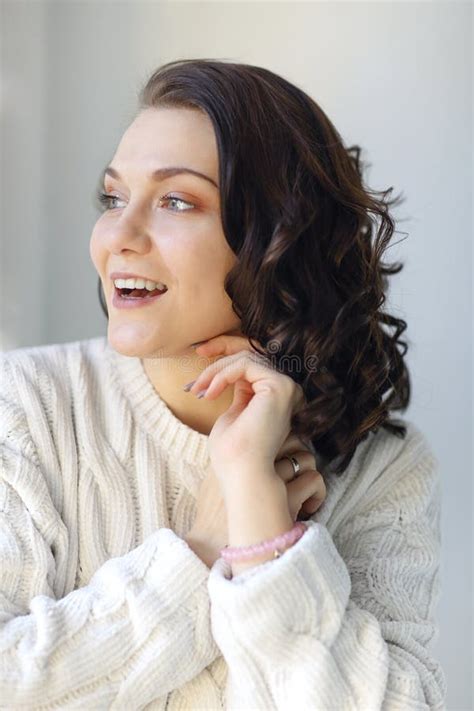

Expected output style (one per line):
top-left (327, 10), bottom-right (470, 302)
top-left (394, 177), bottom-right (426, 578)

top-left (97, 57), bottom-right (411, 477)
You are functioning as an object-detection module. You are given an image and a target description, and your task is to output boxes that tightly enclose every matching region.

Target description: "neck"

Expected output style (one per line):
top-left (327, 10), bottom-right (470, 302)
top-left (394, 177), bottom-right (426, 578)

top-left (142, 352), bottom-right (235, 436)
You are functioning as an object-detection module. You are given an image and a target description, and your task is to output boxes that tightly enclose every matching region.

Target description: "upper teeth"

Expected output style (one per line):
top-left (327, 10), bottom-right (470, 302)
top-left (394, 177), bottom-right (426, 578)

top-left (114, 278), bottom-right (167, 291)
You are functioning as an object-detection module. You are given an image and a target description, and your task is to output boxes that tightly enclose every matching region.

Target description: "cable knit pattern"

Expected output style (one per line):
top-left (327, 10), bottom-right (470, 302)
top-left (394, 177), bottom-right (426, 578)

top-left (0, 336), bottom-right (447, 709)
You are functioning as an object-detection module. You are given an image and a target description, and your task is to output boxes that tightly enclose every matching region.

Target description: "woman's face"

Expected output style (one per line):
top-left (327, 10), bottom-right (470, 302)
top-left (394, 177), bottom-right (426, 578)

top-left (90, 106), bottom-right (241, 358)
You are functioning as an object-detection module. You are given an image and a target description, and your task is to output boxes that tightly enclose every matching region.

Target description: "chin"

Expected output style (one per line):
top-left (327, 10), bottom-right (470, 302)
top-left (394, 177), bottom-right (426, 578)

top-left (108, 341), bottom-right (147, 359)
top-left (106, 326), bottom-right (168, 359)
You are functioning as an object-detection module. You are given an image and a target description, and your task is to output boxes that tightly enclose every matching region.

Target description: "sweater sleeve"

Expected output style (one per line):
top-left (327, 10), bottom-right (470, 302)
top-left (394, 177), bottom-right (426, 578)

top-left (207, 428), bottom-right (447, 711)
top-left (0, 460), bottom-right (220, 708)
top-left (0, 356), bottom-right (221, 708)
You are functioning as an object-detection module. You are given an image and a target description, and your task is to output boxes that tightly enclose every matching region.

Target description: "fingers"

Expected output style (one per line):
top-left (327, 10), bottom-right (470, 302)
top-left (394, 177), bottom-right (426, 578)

top-left (286, 469), bottom-right (327, 521)
top-left (301, 494), bottom-right (322, 514)
top-left (187, 351), bottom-right (276, 400)
top-left (194, 333), bottom-right (265, 357)
top-left (277, 433), bottom-right (314, 459)
top-left (292, 381), bottom-right (307, 412)
top-left (192, 338), bottom-right (304, 416)
top-left (275, 432), bottom-right (317, 483)
top-left (274, 450), bottom-right (317, 482)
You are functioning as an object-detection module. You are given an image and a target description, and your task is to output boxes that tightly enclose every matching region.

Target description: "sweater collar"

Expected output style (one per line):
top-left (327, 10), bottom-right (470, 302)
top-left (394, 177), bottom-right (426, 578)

top-left (105, 340), bottom-right (211, 469)
top-left (104, 337), bottom-right (328, 476)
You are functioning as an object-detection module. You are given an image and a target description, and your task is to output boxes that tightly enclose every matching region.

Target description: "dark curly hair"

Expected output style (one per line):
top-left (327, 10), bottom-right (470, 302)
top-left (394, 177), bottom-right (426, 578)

top-left (97, 57), bottom-right (411, 477)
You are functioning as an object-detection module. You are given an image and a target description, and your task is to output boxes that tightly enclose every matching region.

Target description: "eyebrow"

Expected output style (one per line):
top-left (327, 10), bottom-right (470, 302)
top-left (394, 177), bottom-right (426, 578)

top-left (102, 165), bottom-right (219, 190)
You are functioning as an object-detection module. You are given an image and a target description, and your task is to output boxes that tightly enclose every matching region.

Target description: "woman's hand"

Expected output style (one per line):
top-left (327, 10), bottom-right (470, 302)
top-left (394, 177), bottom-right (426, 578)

top-left (184, 331), bottom-right (326, 567)
top-left (276, 432), bottom-right (327, 520)
top-left (192, 330), bottom-right (326, 512)
top-left (188, 343), bottom-right (304, 482)
top-left (187, 430), bottom-right (326, 568)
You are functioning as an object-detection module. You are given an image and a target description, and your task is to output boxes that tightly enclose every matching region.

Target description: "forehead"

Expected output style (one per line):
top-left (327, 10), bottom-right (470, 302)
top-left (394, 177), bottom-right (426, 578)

top-left (112, 107), bottom-right (218, 179)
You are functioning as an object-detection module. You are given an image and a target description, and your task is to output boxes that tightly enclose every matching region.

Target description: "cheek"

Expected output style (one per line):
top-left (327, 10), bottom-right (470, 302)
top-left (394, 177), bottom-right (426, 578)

top-left (183, 240), bottom-right (236, 304)
top-left (185, 267), bottom-right (232, 313)
top-left (89, 225), bottom-right (105, 271)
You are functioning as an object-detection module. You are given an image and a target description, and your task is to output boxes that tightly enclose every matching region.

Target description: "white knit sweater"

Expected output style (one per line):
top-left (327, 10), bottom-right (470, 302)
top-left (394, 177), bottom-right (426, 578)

top-left (0, 336), bottom-right (447, 710)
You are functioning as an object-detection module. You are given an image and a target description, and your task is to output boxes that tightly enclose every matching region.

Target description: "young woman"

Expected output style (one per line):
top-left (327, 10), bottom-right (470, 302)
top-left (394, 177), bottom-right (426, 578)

top-left (0, 58), bottom-right (446, 709)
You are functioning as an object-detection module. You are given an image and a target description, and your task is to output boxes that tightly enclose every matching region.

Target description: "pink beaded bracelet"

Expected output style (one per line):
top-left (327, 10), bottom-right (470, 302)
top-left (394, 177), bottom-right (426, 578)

top-left (220, 521), bottom-right (307, 562)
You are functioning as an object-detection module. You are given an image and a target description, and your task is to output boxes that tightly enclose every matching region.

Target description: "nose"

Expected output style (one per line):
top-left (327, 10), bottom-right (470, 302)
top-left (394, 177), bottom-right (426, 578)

top-left (103, 213), bottom-right (152, 254)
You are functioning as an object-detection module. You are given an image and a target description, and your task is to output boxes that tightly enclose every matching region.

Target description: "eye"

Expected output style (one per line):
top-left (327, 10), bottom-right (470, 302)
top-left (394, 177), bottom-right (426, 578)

top-left (96, 190), bottom-right (126, 211)
top-left (95, 189), bottom-right (195, 213)
top-left (159, 194), bottom-right (195, 212)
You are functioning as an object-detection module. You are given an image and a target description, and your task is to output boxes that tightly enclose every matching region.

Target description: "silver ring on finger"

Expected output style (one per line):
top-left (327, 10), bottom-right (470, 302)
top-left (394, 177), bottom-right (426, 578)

top-left (281, 454), bottom-right (301, 477)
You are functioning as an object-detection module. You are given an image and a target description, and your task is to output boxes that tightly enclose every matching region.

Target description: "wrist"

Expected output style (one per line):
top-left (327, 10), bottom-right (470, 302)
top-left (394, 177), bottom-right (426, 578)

top-left (218, 459), bottom-right (282, 498)
top-left (224, 471), bottom-right (292, 547)
top-left (223, 521), bottom-right (305, 575)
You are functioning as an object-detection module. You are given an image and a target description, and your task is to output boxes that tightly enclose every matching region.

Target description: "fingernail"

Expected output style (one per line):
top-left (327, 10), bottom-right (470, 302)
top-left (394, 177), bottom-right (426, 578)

top-left (196, 388), bottom-right (208, 399)
top-left (183, 380), bottom-right (196, 391)
top-left (191, 340), bottom-right (207, 349)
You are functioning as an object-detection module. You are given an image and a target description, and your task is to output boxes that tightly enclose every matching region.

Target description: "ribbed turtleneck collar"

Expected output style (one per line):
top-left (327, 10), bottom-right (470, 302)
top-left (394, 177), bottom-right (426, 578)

top-left (105, 339), bottom-right (212, 469)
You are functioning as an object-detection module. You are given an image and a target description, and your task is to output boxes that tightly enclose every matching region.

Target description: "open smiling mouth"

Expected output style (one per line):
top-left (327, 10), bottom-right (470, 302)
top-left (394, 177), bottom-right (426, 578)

top-left (112, 286), bottom-right (168, 308)
top-left (119, 286), bottom-right (167, 298)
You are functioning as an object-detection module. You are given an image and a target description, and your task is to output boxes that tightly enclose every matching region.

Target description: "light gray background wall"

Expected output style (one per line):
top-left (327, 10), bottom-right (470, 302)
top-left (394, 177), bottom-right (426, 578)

top-left (1, 1), bottom-right (472, 708)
